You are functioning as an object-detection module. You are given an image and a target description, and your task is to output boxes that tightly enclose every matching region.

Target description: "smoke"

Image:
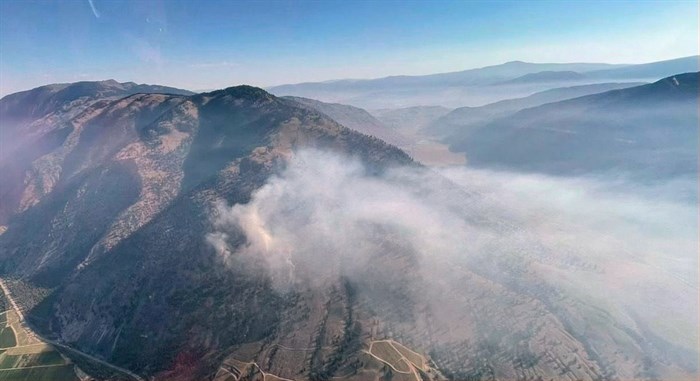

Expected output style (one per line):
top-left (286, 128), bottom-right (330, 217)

top-left (207, 150), bottom-right (489, 288)
top-left (207, 149), bottom-right (698, 358)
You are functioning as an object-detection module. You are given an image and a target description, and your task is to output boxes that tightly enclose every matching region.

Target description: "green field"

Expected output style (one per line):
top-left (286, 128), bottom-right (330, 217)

top-left (0, 287), bottom-right (79, 381)
top-left (0, 365), bottom-right (80, 381)
top-left (0, 293), bottom-right (8, 312)
top-left (0, 326), bottom-right (16, 348)
top-left (0, 351), bottom-right (66, 369)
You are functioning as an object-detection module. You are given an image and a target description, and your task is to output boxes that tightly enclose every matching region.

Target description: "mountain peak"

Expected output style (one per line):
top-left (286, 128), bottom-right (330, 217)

top-left (503, 60), bottom-right (529, 65)
top-left (205, 85), bottom-right (273, 100)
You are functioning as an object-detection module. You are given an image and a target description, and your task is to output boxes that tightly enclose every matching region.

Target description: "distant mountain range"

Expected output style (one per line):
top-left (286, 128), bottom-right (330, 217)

top-left (448, 72), bottom-right (699, 179)
top-left (495, 70), bottom-right (588, 85)
top-left (585, 55), bottom-right (699, 80)
top-left (268, 56), bottom-right (698, 108)
top-left (271, 61), bottom-right (621, 91)
top-left (429, 81), bottom-right (646, 137)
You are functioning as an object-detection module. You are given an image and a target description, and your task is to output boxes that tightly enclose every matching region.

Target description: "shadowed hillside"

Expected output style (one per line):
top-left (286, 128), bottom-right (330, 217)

top-left (448, 73), bottom-right (699, 179)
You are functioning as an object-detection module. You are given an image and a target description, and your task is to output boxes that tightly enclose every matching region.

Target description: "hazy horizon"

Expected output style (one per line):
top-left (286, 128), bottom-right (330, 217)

top-left (1, 0), bottom-right (697, 96)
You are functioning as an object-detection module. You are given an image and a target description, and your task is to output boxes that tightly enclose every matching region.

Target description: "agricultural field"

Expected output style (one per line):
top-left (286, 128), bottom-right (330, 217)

top-left (0, 324), bottom-right (16, 348)
top-left (368, 340), bottom-right (412, 373)
top-left (0, 365), bottom-right (80, 381)
top-left (0, 288), bottom-right (79, 381)
top-left (392, 341), bottom-right (427, 370)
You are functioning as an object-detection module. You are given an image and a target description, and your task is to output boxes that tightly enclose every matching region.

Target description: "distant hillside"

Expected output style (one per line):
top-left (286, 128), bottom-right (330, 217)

top-left (496, 70), bottom-right (587, 85)
top-left (268, 60), bottom-right (625, 108)
top-left (0, 80), bottom-right (193, 125)
top-left (271, 61), bottom-right (619, 92)
top-left (283, 96), bottom-right (409, 146)
top-left (285, 97), bottom-right (466, 166)
top-left (431, 82), bottom-right (645, 137)
top-left (586, 55), bottom-right (698, 80)
top-left (268, 57), bottom-right (696, 109)
top-left (451, 72), bottom-right (699, 178)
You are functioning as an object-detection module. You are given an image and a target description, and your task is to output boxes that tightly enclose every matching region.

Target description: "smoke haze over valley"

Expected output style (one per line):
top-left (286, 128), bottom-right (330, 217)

top-left (208, 150), bottom-right (698, 376)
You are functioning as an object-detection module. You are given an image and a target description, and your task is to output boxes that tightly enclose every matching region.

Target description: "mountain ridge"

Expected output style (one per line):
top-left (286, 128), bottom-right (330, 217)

top-left (1, 82), bottom-right (421, 380)
top-left (266, 56), bottom-right (696, 109)
top-left (429, 81), bottom-right (647, 137)
top-left (449, 72), bottom-right (699, 178)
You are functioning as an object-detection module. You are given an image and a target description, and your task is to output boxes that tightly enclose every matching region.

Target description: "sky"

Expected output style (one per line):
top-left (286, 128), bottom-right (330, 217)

top-left (0, 0), bottom-right (697, 95)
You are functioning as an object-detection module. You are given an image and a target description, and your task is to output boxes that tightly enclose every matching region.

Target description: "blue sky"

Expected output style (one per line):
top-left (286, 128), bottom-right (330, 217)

top-left (0, 0), bottom-right (697, 95)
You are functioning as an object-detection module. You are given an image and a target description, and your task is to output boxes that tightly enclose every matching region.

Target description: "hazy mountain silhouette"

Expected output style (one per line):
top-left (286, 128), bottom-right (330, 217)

top-left (586, 55), bottom-right (699, 80)
top-left (450, 72), bottom-right (699, 179)
top-left (495, 70), bottom-right (588, 85)
top-left (430, 82), bottom-right (646, 137)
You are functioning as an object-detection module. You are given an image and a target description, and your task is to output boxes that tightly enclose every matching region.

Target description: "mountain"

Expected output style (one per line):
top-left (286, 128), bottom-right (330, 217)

top-left (268, 61), bottom-right (624, 109)
top-left (0, 82), bottom-right (449, 381)
top-left (283, 97), bottom-right (470, 167)
top-left (268, 57), bottom-right (696, 109)
top-left (450, 72), bottom-right (699, 178)
top-left (430, 82), bottom-right (646, 137)
top-left (496, 70), bottom-right (587, 85)
top-left (0, 80), bottom-right (193, 128)
top-left (0, 80), bottom-right (696, 381)
top-left (586, 55), bottom-right (698, 80)
top-left (0, 80), bottom-right (194, 225)
top-left (282, 96), bottom-right (409, 147)
top-left (282, 97), bottom-right (467, 166)
top-left (271, 61), bottom-right (619, 92)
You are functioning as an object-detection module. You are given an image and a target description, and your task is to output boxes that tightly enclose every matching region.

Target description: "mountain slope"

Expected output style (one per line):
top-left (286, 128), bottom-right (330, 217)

top-left (586, 55), bottom-right (698, 80)
top-left (282, 96), bottom-right (409, 147)
top-left (0, 80), bottom-right (194, 225)
top-left (450, 72), bottom-right (699, 178)
top-left (283, 97), bottom-right (469, 166)
top-left (0, 79), bottom-right (193, 129)
top-left (430, 81), bottom-right (645, 137)
top-left (0, 84), bottom-right (421, 380)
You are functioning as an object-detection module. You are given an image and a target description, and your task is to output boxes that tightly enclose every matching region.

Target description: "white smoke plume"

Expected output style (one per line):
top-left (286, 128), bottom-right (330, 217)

top-left (207, 149), bottom-right (698, 358)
